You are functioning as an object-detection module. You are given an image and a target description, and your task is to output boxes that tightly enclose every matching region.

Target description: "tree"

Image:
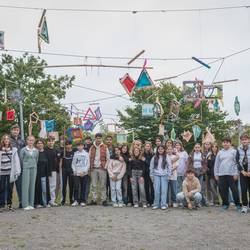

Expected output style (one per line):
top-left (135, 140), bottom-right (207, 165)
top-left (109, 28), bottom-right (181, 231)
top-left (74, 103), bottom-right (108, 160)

top-left (118, 83), bottom-right (235, 151)
top-left (0, 53), bottom-right (75, 137)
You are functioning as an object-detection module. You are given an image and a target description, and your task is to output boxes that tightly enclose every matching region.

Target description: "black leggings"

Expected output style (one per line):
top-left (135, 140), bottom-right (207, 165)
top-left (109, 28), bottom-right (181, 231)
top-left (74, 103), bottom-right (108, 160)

top-left (62, 169), bottom-right (74, 204)
top-left (240, 173), bottom-right (250, 207)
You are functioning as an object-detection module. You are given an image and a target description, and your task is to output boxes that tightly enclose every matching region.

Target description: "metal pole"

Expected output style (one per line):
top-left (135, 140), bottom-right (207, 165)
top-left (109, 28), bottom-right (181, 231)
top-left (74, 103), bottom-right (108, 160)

top-left (19, 101), bottom-right (24, 140)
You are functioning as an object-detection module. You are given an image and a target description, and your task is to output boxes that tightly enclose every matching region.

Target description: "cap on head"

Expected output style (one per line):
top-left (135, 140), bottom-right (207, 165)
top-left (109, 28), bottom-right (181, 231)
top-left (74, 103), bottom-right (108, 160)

top-left (11, 124), bottom-right (20, 130)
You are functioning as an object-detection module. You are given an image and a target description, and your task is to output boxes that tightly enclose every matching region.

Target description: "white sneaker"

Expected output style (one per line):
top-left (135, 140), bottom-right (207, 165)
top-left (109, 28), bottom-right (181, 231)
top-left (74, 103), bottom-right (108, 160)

top-left (72, 201), bottom-right (79, 207)
top-left (241, 206), bottom-right (248, 214)
top-left (113, 203), bottom-right (119, 208)
top-left (80, 202), bottom-right (86, 207)
top-left (23, 207), bottom-right (31, 211)
top-left (161, 206), bottom-right (167, 210)
top-left (134, 204), bottom-right (139, 208)
top-left (118, 203), bottom-right (123, 208)
top-left (36, 205), bottom-right (43, 209)
top-left (173, 203), bottom-right (178, 208)
top-left (50, 202), bottom-right (58, 207)
top-left (28, 206), bottom-right (34, 210)
top-left (152, 206), bottom-right (158, 210)
top-left (143, 204), bottom-right (147, 208)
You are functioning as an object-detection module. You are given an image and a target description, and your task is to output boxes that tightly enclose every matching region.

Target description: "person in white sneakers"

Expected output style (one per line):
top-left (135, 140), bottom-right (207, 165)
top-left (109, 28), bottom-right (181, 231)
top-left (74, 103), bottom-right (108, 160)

top-left (71, 141), bottom-right (89, 207)
top-left (107, 146), bottom-right (126, 208)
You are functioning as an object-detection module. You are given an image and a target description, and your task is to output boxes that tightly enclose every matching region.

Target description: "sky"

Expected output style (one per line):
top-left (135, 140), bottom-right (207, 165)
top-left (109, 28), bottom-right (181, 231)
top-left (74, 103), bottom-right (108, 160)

top-left (0, 0), bottom-right (250, 128)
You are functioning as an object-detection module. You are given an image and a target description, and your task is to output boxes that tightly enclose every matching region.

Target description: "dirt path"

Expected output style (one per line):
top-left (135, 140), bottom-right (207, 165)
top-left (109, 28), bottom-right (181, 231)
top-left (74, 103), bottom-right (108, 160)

top-left (0, 206), bottom-right (249, 250)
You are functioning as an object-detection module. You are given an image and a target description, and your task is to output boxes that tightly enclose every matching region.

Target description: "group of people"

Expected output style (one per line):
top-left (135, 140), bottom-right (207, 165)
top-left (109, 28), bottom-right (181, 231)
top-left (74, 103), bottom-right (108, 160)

top-left (0, 124), bottom-right (250, 214)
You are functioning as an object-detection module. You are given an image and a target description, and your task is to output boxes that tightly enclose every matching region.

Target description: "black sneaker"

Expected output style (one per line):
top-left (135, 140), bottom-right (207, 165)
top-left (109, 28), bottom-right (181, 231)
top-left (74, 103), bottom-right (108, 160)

top-left (89, 200), bottom-right (97, 206)
top-left (102, 201), bottom-right (108, 207)
top-left (19, 203), bottom-right (22, 209)
top-left (61, 201), bottom-right (65, 206)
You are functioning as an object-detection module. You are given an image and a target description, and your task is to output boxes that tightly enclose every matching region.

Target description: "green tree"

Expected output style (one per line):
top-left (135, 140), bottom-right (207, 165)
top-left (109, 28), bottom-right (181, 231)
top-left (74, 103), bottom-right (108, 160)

top-left (118, 83), bottom-right (235, 152)
top-left (0, 53), bottom-right (75, 137)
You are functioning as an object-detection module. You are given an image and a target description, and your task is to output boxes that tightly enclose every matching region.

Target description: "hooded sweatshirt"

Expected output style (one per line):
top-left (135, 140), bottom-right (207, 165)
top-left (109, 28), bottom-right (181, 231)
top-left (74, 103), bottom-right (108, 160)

top-left (214, 147), bottom-right (238, 176)
top-left (72, 150), bottom-right (89, 175)
top-left (150, 155), bottom-right (170, 177)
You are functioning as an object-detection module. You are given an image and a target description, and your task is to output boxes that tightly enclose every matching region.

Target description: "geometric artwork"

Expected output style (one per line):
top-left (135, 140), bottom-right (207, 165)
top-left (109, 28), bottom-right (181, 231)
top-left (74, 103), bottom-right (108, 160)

top-left (182, 130), bottom-right (193, 142)
top-left (202, 128), bottom-right (215, 144)
top-left (0, 31), bottom-right (4, 49)
top-left (45, 119), bottom-right (55, 132)
top-left (192, 125), bottom-right (202, 141)
top-left (67, 127), bottom-right (84, 142)
top-left (119, 73), bottom-right (135, 96)
top-left (83, 120), bottom-right (94, 131)
top-left (183, 80), bottom-right (204, 102)
top-left (82, 107), bottom-right (97, 121)
top-left (203, 85), bottom-right (223, 100)
top-left (94, 107), bottom-right (102, 121)
top-left (142, 104), bottom-right (154, 117)
top-left (135, 68), bottom-right (154, 90)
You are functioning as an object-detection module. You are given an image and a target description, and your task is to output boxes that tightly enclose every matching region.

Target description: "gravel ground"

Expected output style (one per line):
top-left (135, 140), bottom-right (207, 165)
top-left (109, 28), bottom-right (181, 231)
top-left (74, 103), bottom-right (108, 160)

top-left (0, 205), bottom-right (249, 250)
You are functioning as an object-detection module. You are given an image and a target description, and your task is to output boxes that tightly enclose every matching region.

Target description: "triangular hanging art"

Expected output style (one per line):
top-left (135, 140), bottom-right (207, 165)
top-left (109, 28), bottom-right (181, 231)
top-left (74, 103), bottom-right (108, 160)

top-left (192, 125), bottom-right (202, 141)
top-left (135, 68), bottom-right (154, 90)
top-left (119, 73), bottom-right (136, 96)
top-left (37, 9), bottom-right (49, 53)
top-left (82, 107), bottom-right (97, 121)
top-left (182, 130), bottom-right (193, 142)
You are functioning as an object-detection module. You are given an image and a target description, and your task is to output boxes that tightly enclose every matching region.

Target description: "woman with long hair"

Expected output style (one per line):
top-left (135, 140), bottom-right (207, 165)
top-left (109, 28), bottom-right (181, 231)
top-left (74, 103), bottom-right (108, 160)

top-left (129, 147), bottom-right (147, 208)
top-left (150, 145), bottom-right (170, 210)
top-left (0, 134), bottom-right (21, 211)
top-left (207, 144), bottom-right (220, 206)
top-left (143, 142), bottom-right (154, 206)
top-left (20, 135), bottom-right (39, 210)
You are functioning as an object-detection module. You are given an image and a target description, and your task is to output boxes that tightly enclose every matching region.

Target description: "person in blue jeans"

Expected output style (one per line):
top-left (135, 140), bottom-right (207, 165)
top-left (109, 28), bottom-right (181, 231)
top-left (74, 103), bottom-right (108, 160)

top-left (150, 145), bottom-right (170, 210)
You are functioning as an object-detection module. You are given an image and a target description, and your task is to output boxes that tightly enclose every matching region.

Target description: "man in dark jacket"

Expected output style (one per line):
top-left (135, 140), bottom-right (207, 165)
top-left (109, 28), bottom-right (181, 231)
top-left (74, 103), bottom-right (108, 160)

top-left (10, 124), bottom-right (25, 208)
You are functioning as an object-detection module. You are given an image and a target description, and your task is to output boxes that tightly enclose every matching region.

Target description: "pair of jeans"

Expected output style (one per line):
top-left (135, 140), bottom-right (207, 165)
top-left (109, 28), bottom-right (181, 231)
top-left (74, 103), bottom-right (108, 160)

top-left (91, 168), bottom-right (107, 202)
top-left (177, 176), bottom-right (184, 193)
top-left (198, 175), bottom-right (208, 205)
top-left (208, 177), bottom-right (219, 204)
top-left (153, 175), bottom-right (168, 208)
top-left (62, 168), bottom-right (74, 204)
top-left (73, 175), bottom-right (89, 203)
top-left (122, 173), bottom-right (133, 205)
top-left (49, 171), bottom-right (57, 204)
top-left (110, 178), bottom-right (123, 204)
top-left (240, 173), bottom-right (250, 207)
top-left (176, 192), bottom-right (202, 206)
top-left (168, 180), bottom-right (177, 204)
top-left (218, 175), bottom-right (240, 207)
top-left (131, 170), bottom-right (146, 205)
top-left (41, 177), bottom-right (47, 206)
top-left (14, 174), bottom-right (22, 206)
top-left (144, 171), bottom-right (154, 205)
top-left (0, 175), bottom-right (13, 207)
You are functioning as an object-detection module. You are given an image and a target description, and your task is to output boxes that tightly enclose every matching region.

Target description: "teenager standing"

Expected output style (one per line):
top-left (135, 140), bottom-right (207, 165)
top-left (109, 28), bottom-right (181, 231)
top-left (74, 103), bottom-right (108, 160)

top-left (214, 138), bottom-right (241, 211)
top-left (10, 124), bottom-right (25, 208)
top-left (20, 136), bottom-right (39, 210)
top-left (0, 134), bottom-right (21, 211)
top-left (236, 134), bottom-right (250, 213)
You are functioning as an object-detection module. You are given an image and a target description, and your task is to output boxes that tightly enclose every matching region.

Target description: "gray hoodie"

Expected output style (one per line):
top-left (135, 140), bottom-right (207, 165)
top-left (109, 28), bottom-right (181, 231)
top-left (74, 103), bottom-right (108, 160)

top-left (214, 148), bottom-right (238, 176)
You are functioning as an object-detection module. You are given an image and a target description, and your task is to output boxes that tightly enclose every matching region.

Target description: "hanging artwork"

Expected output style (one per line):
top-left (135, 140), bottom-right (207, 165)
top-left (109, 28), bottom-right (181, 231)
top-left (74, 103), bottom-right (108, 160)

top-left (82, 107), bottom-right (97, 121)
top-left (45, 120), bottom-right (55, 132)
top-left (169, 98), bottom-right (180, 120)
top-left (39, 120), bottom-right (47, 139)
top-left (117, 134), bottom-right (127, 144)
top-left (159, 124), bottom-right (165, 136)
top-left (234, 96), bottom-right (240, 116)
top-left (170, 127), bottom-right (176, 141)
top-left (202, 128), bottom-right (215, 144)
top-left (83, 120), bottom-right (94, 131)
top-left (182, 130), bottom-right (193, 142)
top-left (203, 85), bottom-right (223, 100)
top-left (94, 107), bottom-right (102, 121)
top-left (194, 99), bottom-right (201, 109)
top-left (73, 117), bottom-right (82, 126)
top-left (67, 127), bottom-right (84, 142)
top-left (37, 9), bottom-right (49, 53)
top-left (213, 99), bottom-right (220, 112)
top-left (183, 80), bottom-right (204, 102)
top-left (135, 68), bottom-right (154, 90)
top-left (6, 110), bottom-right (15, 121)
top-left (155, 96), bottom-right (164, 118)
top-left (192, 125), bottom-right (202, 141)
top-left (119, 73), bottom-right (135, 96)
top-left (142, 104), bottom-right (154, 117)
top-left (0, 111), bottom-right (2, 121)
top-left (0, 31), bottom-right (4, 49)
